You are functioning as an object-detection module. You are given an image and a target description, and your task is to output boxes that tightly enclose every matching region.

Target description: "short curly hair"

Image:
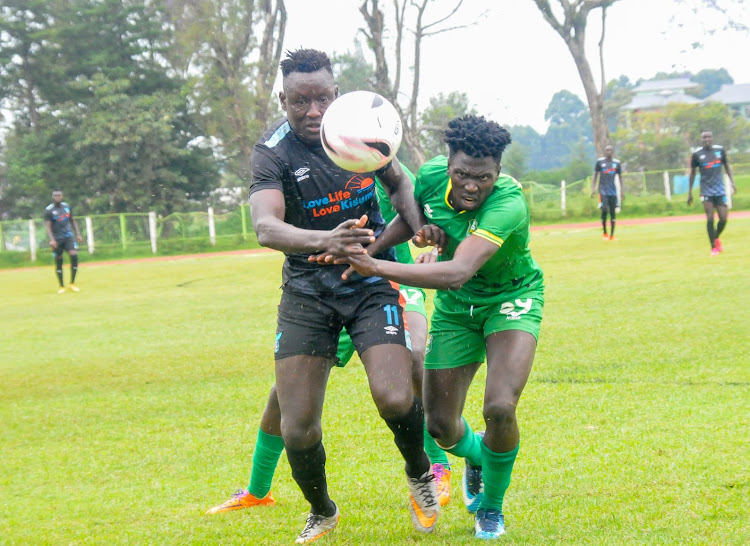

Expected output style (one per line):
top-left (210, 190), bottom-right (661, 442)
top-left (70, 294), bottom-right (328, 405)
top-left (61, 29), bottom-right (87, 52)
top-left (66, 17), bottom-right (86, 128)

top-left (280, 48), bottom-right (333, 77)
top-left (444, 115), bottom-right (512, 162)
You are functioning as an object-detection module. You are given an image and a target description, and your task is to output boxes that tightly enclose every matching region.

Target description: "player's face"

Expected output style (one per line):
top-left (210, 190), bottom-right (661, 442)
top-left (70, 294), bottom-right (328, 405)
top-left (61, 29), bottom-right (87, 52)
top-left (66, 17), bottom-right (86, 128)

top-left (604, 145), bottom-right (614, 159)
top-left (52, 191), bottom-right (63, 204)
top-left (701, 131), bottom-right (713, 148)
top-left (280, 69), bottom-right (338, 146)
top-left (447, 151), bottom-right (500, 212)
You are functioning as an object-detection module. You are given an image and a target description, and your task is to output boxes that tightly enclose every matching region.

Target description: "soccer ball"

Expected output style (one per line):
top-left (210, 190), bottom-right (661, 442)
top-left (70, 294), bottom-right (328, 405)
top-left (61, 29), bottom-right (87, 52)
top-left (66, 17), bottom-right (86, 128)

top-left (320, 91), bottom-right (403, 173)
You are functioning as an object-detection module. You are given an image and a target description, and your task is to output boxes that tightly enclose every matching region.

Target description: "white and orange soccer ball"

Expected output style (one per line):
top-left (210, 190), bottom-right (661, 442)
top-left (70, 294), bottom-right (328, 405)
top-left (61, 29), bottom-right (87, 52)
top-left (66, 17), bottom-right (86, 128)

top-left (320, 90), bottom-right (403, 173)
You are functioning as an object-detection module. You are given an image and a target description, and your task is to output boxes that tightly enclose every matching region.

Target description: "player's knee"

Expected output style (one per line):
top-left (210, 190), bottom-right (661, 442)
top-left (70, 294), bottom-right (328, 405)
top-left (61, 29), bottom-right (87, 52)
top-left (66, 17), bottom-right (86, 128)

top-left (281, 420), bottom-right (322, 450)
top-left (483, 399), bottom-right (517, 429)
top-left (372, 389), bottom-right (413, 420)
top-left (425, 414), bottom-right (459, 445)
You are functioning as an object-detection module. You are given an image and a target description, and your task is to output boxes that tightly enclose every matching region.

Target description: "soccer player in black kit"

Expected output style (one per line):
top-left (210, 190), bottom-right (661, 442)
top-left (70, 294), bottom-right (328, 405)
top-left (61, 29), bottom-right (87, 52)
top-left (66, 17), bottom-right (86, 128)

top-left (590, 145), bottom-right (623, 241)
top-left (44, 189), bottom-right (83, 294)
top-left (246, 49), bottom-right (439, 543)
top-left (688, 130), bottom-right (737, 256)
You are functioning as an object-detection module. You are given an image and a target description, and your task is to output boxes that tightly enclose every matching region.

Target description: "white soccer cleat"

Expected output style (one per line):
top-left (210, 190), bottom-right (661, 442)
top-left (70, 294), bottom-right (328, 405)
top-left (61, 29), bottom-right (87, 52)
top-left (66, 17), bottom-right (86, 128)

top-left (406, 469), bottom-right (439, 533)
top-left (295, 503), bottom-right (340, 543)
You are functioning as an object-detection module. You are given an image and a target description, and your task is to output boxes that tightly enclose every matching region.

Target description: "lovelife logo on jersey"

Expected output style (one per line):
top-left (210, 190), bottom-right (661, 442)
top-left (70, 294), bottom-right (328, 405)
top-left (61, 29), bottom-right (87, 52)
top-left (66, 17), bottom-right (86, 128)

top-left (302, 174), bottom-right (377, 217)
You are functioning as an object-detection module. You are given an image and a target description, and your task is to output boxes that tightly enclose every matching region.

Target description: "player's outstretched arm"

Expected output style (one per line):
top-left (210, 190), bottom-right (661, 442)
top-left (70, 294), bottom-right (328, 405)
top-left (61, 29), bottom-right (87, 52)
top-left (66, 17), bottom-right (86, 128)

top-left (250, 189), bottom-right (374, 255)
top-left (342, 234), bottom-right (498, 290)
top-left (377, 159), bottom-right (428, 235)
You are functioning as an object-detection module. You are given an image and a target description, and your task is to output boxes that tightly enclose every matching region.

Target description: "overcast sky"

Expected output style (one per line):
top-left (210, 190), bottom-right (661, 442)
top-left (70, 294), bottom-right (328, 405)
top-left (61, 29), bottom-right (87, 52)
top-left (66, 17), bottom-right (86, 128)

top-left (280, 0), bottom-right (750, 132)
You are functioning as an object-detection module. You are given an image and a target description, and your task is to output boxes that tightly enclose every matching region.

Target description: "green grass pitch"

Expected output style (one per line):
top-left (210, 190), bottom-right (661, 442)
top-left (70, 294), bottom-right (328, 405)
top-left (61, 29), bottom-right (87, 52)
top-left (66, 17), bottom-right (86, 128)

top-left (1, 218), bottom-right (749, 544)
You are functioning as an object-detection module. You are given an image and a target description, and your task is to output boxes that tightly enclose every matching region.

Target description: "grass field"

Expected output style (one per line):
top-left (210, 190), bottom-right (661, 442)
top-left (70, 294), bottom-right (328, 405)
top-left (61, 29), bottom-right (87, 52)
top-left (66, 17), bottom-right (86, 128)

top-left (2, 218), bottom-right (749, 545)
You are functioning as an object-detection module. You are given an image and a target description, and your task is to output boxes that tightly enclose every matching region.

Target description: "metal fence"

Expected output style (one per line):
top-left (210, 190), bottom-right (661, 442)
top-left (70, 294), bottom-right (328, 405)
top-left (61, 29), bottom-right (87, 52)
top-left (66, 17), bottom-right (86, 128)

top-left (0, 206), bottom-right (254, 260)
top-left (2, 163), bottom-right (748, 259)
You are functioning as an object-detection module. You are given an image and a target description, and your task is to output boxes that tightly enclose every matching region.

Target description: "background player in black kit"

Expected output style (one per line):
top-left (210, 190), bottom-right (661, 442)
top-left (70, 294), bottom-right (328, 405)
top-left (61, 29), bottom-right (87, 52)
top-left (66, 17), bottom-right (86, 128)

top-left (44, 189), bottom-right (83, 294)
top-left (247, 49), bottom-right (439, 543)
top-left (590, 145), bottom-right (623, 241)
top-left (688, 130), bottom-right (737, 255)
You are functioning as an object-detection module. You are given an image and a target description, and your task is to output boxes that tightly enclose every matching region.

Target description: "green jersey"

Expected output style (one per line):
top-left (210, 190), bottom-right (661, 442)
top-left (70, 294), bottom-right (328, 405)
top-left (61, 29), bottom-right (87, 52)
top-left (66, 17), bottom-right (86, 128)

top-left (375, 167), bottom-right (416, 266)
top-left (415, 156), bottom-right (544, 304)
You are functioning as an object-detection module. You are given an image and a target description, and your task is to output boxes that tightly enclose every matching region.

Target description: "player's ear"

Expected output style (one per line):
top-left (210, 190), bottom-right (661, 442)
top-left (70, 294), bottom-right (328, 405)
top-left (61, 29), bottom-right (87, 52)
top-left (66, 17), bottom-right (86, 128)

top-left (279, 91), bottom-right (287, 111)
top-left (334, 85), bottom-right (339, 99)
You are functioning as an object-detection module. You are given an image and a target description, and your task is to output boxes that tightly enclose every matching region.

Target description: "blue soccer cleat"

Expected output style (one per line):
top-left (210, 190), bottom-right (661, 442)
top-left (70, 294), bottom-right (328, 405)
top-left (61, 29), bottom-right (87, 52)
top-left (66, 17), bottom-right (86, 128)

top-left (475, 508), bottom-right (505, 539)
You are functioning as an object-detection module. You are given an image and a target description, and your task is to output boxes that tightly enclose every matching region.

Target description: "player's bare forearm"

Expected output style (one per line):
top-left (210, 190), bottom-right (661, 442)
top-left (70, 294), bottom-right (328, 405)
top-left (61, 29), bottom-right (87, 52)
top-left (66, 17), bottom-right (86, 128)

top-left (348, 255), bottom-right (474, 290)
top-left (364, 215), bottom-right (413, 258)
top-left (45, 221), bottom-right (55, 243)
top-left (378, 160), bottom-right (426, 234)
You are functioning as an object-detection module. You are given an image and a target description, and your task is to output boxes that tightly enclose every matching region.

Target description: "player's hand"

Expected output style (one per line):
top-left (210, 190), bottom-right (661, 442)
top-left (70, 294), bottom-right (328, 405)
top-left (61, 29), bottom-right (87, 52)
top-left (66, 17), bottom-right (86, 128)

top-left (76, 235), bottom-right (83, 244)
top-left (341, 252), bottom-right (379, 280)
top-left (48, 239), bottom-right (58, 250)
top-left (326, 215), bottom-right (374, 256)
top-left (412, 224), bottom-right (445, 254)
top-left (415, 247), bottom-right (439, 264)
top-left (687, 193), bottom-right (693, 206)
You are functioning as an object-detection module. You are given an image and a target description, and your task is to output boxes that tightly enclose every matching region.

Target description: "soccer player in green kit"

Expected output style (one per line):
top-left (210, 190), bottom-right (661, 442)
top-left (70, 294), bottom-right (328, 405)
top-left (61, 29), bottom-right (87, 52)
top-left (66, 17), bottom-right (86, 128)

top-left (206, 168), bottom-right (453, 516)
top-left (341, 114), bottom-right (544, 539)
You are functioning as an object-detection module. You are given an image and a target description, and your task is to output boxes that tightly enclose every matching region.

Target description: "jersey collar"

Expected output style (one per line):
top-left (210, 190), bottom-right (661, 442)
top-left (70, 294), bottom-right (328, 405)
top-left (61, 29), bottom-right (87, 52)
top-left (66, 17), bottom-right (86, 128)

top-left (444, 178), bottom-right (466, 214)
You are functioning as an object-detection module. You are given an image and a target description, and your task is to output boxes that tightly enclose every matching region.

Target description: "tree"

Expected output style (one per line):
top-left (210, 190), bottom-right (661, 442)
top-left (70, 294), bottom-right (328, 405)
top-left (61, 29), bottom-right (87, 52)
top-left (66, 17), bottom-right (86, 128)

top-left (0, 0), bottom-right (219, 217)
top-left (418, 91), bottom-right (476, 163)
top-left (358, 0), bottom-right (484, 167)
top-left (332, 45), bottom-right (376, 94)
top-left (531, 0), bottom-right (619, 156)
top-left (164, 0), bottom-right (287, 178)
top-left (502, 143), bottom-right (528, 181)
top-left (691, 68), bottom-right (734, 98)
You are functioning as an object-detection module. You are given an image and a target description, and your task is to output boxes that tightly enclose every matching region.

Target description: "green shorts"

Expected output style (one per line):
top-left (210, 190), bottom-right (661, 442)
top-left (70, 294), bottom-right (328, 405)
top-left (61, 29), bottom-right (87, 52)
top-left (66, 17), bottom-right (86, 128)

top-left (335, 285), bottom-right (426, 367)
top-left (425, 289), bottom-right (544, 370)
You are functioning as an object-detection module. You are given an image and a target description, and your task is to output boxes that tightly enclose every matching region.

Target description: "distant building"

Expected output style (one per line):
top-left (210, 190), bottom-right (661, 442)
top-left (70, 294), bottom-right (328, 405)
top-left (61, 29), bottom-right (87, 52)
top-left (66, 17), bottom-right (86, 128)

top-left (621, 78), bottom-right (701, 114)
top-left (703, 83), bottom-right (750, 120)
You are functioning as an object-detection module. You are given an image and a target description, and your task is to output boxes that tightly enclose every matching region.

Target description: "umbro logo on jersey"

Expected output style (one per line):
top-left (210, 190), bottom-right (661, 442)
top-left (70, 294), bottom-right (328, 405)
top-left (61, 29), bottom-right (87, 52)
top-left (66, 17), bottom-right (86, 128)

top-left (424, 204), bottom-right (433, 218)
top-left (294, 167), bottom-right (311, 182)
top-left (384, 325), bottom-right (399, 335)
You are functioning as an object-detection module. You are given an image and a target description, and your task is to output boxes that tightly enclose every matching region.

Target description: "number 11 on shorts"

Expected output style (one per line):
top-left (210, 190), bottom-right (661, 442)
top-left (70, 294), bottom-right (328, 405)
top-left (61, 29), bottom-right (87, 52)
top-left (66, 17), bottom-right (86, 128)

top-left (383, 304), bottom-right (400, 326)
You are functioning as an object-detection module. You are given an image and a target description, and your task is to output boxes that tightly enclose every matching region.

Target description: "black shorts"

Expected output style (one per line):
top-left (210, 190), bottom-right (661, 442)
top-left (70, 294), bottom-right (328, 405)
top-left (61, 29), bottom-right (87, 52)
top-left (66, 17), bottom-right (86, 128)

top-left (701, 195), bottom-right (726, 207)
top-left (53, 237), bottom-right (77, 257)
top-left (274, 281), bottom-right (407, 360)
top-left (600, 194), bottom-right (618, 212)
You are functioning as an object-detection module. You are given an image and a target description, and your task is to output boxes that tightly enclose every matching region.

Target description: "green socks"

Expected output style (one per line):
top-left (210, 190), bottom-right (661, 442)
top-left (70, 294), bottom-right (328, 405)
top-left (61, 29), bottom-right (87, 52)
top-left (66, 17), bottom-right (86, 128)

top-left (423, 422), bottom-right (450, 467)
top-left (479, 441), bottom-right (519, 513)
top-left (247, 429), bottom-right (285, 498)
top-left (442, 417), bottom-right (482, 467)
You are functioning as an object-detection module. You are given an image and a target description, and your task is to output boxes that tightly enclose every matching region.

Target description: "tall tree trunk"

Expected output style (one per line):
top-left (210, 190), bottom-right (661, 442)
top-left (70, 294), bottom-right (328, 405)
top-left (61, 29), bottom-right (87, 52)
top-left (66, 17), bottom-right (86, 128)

top-left (532, 0), bottom-right (619, 156)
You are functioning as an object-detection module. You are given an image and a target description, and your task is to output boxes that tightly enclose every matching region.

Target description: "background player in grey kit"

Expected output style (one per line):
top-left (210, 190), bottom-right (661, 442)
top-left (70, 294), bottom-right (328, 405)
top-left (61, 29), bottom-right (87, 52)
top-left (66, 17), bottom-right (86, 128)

top-left (44, 189), bottom-right (83, 293)
top-left (590, 145), bottom-right (623, 241)
top-left (688, 130), bottom-right (737, 255)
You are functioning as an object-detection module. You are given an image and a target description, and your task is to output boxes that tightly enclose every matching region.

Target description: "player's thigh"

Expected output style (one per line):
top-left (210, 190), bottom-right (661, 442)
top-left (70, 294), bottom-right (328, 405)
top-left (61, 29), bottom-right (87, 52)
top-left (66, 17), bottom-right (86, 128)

top-left (275, 354), bottom-right (332, 448)
top-left (716, 202), bottom-right (729, 222)
top-left (701, 197), bottom-right (716, 218)
top-left (274, 290), bottom-right (341, 361)
top-left (484, 330), bottom-right (537, 406)
top-left (423, 362), bottom-right (481, 442)
top-left (361, 343), bottom-right (415, 417)
top-left (346, 281), bottom-right (408, 357)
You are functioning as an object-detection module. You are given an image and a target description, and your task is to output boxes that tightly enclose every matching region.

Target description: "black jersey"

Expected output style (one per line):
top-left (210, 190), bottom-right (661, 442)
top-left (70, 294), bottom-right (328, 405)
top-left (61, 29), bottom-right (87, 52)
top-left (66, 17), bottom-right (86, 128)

top-left (249, 118), bottom-right (395, 296)
top-left (44, 202), bottom-right (75, 239)
top-left (691, 145), bottom-right (727, 196)
top-left (594, 158), bottom-right (622, 196)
